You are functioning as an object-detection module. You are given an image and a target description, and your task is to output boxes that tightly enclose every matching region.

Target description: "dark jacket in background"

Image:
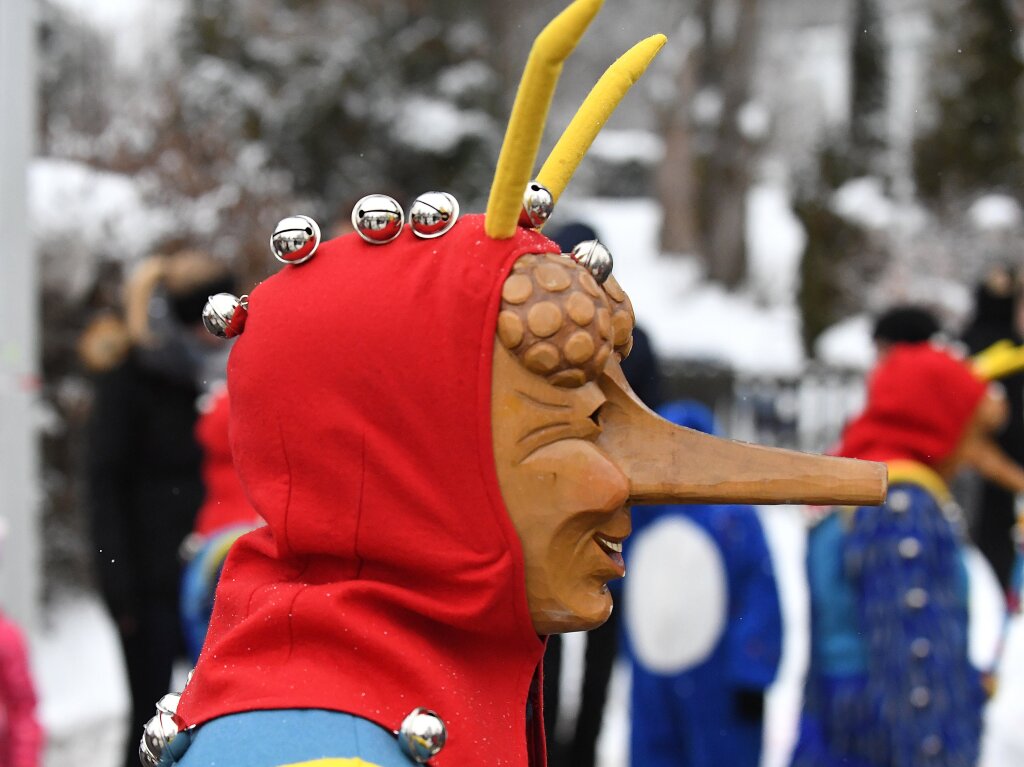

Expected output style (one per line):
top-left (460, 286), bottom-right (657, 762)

top-left (86, 350), bottom-right (204, 767)
top-left (87, 353), bottom-right (204, 615)
top-left (620, 325), bottom-right (662, 410)
top-left (962, 281), bottom-right (1024, 590)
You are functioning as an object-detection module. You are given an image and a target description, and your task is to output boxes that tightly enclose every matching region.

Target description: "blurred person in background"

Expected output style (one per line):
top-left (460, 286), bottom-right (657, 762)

top-left (961, 264), bottom-right (1024, 593)
top-left (791, 339), bottom-right (1017, 767)
top-left (620, 323), bottom-right (662, 410)
top-left (541, 220), bottom-right (664, 767)
top-left (871, 305), bottom-right (941, 354)
top-left (621, 400), bottom-right (782, 767)
top-left (0, 518), bottom-right (44, 767)
top-left (81, 251), bottom-right (235, 767)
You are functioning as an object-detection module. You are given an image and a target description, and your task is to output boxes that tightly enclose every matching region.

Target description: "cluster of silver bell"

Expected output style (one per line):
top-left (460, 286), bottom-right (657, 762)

top-left (410, 192), bottom-right (461, 239)
top-left (272, 215), bottom-right (322, 264)
top-left (567, 239), bottom-right (614, 284)
top-left (271, 178), bottom-right (553, 261)
top-left (201, 293), bottom-right (249, 339)
top-left (351, 192), bottom-right (460, 244)
top-left (139, 692), bottom-right (182, 767)
top-left (396, 707), bottom-right (447, 763)
top-left (519, 181), bottom-right (554, 228)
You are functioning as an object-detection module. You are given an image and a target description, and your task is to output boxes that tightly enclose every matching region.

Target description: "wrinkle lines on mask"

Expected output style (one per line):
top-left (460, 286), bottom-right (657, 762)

top-left (514, 388), bottom-right (572, 411)
top-left (510, 384), bottom-right (606, 464)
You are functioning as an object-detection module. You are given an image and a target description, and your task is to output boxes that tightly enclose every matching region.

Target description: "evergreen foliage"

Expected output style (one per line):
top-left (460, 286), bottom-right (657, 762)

top-left (796, 195), bottom-right (874, 353)
top-left (795, 137), bottom-right (879, 354)
top-left (796, 1), bottom-right (890, 355)
top-left (175, 0), bottom-right (501, 218)
top-left (914, 0), bottom-right (1024, 201)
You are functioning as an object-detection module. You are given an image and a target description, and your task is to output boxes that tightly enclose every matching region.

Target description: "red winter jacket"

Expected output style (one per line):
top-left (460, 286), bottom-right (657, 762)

top-left (0, 613), bottom-right (43, 767)
top-left (191, 387), bottom-right (260, 537)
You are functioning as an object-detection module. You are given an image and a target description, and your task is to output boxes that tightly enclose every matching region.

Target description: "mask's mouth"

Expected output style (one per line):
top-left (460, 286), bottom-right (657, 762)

top-left (594, 533), bottom-right (625, 570)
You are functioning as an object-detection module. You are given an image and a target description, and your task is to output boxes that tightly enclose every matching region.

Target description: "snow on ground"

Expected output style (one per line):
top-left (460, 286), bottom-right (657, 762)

top-left (981, 615), bottom-right (1024, 767)
top-left (31, 595), bottom-right (128, 767)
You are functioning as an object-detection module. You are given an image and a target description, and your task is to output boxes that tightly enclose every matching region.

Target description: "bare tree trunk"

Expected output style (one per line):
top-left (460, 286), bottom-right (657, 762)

top-left (657, 40), bottom-right (701, 255)
top-left (703, 0), bottom-right (759, 287)
top-left (482, 0), bottom-right (543, 109)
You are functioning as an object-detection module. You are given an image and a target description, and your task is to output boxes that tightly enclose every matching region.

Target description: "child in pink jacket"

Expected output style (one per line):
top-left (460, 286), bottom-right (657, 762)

top-left (0, 611), bottom-right (43, 766)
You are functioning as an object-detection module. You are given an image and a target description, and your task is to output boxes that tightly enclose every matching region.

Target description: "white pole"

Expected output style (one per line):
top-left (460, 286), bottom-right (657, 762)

top-left (0, 0), bottom-right (41, 633)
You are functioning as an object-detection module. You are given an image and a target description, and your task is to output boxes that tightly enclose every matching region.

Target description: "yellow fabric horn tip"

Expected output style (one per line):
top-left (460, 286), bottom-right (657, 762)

top-left (537, 34), bottom-right (667, 207)
top-left (484, 0), bottom-right (604, 240)
top-left (972, 340), bottom-right (1024, 381)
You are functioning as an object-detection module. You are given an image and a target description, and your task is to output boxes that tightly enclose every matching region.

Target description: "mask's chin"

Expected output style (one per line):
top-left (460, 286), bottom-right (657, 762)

top-left (531, 585), bottom-right (614, 636)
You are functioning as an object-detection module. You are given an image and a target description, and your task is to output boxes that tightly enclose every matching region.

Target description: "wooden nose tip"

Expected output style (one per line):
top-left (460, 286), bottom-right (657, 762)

top-left (601, 399), bottom-right (888, 507)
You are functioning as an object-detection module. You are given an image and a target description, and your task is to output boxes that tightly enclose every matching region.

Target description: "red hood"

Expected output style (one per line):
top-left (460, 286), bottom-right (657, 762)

top-left (177, 215), bottom-right (556, 765)
top-left (835, 343), bottom-right (988, 466)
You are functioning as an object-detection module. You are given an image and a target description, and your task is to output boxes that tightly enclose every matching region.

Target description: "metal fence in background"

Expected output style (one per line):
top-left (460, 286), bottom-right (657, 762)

top-left (661, 360), bottom-right (867, 454)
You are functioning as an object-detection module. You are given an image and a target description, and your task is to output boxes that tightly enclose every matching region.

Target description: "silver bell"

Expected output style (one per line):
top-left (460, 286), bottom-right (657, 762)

top-left (202, 293), bottom-right (248, 339)
top-left (518, 181), bottom-right (554, 228)
top-left (568, 239), bottom-right (613, 284)
top-left (271, 215), bottom-right (321, 265)
top-left (409, 192), bottom-right (460, 239)
top-left (138, 693), bottom-right (181, 767)
top-left (352, 194), bottom-right (405, 244)
top-left (396, 707), bottom-right (447, 763)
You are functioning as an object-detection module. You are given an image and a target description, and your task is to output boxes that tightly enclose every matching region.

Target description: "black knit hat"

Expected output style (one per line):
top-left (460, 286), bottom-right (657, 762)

top-left (169, 274), bottom-right (237, 327)
top-left (549, 221), bottom-right (598, 253)
top-left (872, 306), bottom-right (940, 345)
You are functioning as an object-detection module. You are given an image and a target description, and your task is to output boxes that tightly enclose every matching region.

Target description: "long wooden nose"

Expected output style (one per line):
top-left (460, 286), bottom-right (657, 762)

top-left (598, 363), bottom-right (887, 506)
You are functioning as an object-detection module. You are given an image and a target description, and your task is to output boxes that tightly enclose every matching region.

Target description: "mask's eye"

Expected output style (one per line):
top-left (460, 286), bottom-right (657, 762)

top-left (589, 403), bottom-right (605, 428)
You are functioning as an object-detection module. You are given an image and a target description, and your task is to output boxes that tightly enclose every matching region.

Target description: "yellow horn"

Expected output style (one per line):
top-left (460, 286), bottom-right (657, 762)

top-left (484, 0), bottom-right (603, 240)
top-left (972, 339), bottom-right (1024, 381)
top-left (537, 34), bottom-right (667, 208)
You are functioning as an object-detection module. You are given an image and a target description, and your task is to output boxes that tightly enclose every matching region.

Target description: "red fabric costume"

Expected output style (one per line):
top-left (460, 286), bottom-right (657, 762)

top-left (191, 388), bottom-right (259, 537)
top-left (177, 216), bottom-right (559, 765)
top-left (836, 343), bottom-right (989, 465)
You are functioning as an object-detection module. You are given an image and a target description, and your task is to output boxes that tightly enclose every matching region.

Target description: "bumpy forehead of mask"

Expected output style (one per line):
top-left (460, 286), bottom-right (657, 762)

top-left (497, 253), bottom-right (635, 387)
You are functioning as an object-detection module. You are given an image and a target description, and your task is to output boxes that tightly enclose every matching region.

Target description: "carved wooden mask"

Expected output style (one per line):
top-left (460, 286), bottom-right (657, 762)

top-left (491, 253), bottom-right (887, 634)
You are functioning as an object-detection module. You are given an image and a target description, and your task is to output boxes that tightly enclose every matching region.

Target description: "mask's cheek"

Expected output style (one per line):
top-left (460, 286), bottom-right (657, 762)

top-left (518, 440), bottom-right (629, 516)
top-left (513, 442), bottom-right (627, 634)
